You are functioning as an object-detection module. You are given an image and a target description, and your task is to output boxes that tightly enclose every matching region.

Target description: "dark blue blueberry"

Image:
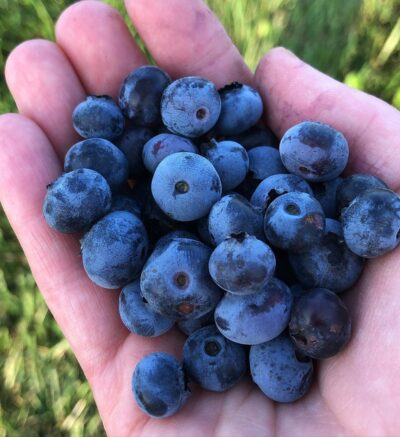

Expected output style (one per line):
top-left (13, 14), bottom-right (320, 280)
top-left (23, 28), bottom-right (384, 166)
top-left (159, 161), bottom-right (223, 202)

top-left (250, 173), bottom-right (313, 214)
top-left (209, 233), bottom-right (276, 295)
top-left (119, 65), bottom-right (171, 127)
top-left (290, 284), bottom-right (308, 303)
top-left (132, 352), bottom-right (190, 418)
top-left (140, 238), bottom-right (223, 319)
top-left (72, 95), bottom-right (124, 140)
top-left (214, 277), bottom-right (292, 345)
top-left (208, 193), bottom-right (264, 245)
top-left (177, 309), bottom-right (215, 336)
top-left (143, 133), bottom-right (198, 174)
top-left (43, 169), bottom-right (111, 234)
top-left (336, 173), bottom-right (388, 211)
top-left (311, 177), bottom-right (342, 218)
top-left (215, 82), bottom-right (263, 135)
top-left (110, 194), bottom-right (141, 217)
top-left (196, 215), bottom-right (215, 247)
top-left (264, 192), bottom-right (325, 252)
top-left (229, 125), bottom-right (278, 150)
top-left (289, 219), bottom-right (364, 292)
top-left (280, 121), bottom-right (349, 182)
top-left (202, 140), bottom-right (249, 191)
top-left (151, 152), bottom-right (222, 222)
top-left (183, 325), bottom-right (247, 392)
top-left (130, 174), bottom-right (152, 211)
top-left (156, 230), bottom-right (200, 250)
top-left (81, 211), bottom-right (149, 289)
top-left (161, 77), bottom-right (221, 138)
top-left (119, 280), bottom-right (174, 337)
top-left (115, 125), bottom-right (154, 178)
top-left (64, 138), bottom-right (128, 191)
top-left (342, 188), bottom-right (400, 258)
top-left (289, 288), bottom-right (351, 359)
top-left (250, 334), bottom-right (313, 403)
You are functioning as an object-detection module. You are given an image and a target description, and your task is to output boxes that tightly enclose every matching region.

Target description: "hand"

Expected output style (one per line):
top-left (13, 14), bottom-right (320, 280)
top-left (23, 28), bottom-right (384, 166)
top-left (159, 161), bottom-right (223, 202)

top-left (1, 1), bottom-right (399, 435)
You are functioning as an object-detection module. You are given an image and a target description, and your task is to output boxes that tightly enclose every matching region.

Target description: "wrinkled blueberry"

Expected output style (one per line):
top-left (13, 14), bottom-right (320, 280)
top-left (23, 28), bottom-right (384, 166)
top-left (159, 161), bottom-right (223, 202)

top-left (183, 326), bottom-right (247, 392)
top-left (202, 139), bottom-right (249, 191)
top-left (119, 65), bottom-right (171, 127)
top-left (264, 191), bottom-right (325, 252)
top-left (64, 138), bottom-right (128, 191)
top-left (214, 277), bottom-right (292, 344)
top-left (119, 280), bottom-right (175, 337)
top-left (143, 133), bottom-right (198, 174)
top-left (132, 352), bottom-right (190, 418)
top-left (72, 95), bottom-right (124, 140)
top-left (289, 288), bottom-right (351, 359)
top-left (140, 238), bottom-right (223, 319)
top-left (342, 188), bottom-right (400, 258)
top-left (250, 334), bottom-right (313, 403)
top-left (151, 152), bottom-right (222, 222)
top-left (81, 211), bottom-right (149, 289)
top-left (161, 77), bottom-right (221, 138)
top-left (280, 121), bottom-right (349, 182)
top-left (209, 233), bottom-right (276, 294)
top-left (215, 82), bottom-right (263, 135)
top-left (289, 219), bottom-right (364, 292)
top-left (43, 169), bottom-right (111, 234)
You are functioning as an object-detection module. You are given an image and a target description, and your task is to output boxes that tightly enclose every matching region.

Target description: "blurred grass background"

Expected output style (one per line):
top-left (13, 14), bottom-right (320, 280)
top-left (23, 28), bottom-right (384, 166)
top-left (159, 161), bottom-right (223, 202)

top-left (0, 0), bottom-right (399, 435)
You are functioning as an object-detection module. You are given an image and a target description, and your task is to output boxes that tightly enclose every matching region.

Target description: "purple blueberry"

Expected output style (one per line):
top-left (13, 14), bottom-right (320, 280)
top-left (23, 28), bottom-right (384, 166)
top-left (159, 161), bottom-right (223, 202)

top-left (43, 169), bottom-right (111, 234)
top-left (183, 326), bottom-right (247, 392)
top-left (119, 65), bottom-right (171, 127)
top-left (72, 95), bottom-right (124, 140)
top-left (161, 77), bottom-right (221, 138)
top-left (289, 288), bottom-right (351, 359)
top-left (280, 121), bottom-right (349, 182)
top-left (209, 233), bottom-right (276, 295)
top-left (264, 191), bottom-right (325, 252)
top-left (151, 152), bottom-right (222, 222)
top-left (250, 334), bottom-right (313, 403)
top-left (214, 277), bottom-right (292, 345)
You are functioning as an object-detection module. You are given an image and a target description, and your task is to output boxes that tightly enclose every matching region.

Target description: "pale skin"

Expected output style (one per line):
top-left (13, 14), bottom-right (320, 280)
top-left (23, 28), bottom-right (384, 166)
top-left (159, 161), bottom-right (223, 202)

top-left (1, 1), bottom-right (400, 435)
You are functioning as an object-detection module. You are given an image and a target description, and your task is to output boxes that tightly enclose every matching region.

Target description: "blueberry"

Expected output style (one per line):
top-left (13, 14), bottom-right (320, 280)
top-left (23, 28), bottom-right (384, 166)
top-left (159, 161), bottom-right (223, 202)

top-left (143, 133), bottom-right (198, 174)
top-left (289, 288), bottom-right (351, 359)
top-left (161, 77), bottom-right (221, 138)
top-left (110, 194), bottom-right (141, 217)
top-left (342, 188), bottom-right (400, 258)
top-left (183, 326), bottom-right (247, 392)
top-left (119, 280), bottom-right (174, 337)
top-left (215, 82), bottom-right (263, 135)
top-left (81, 211), bottom-right (149, 289)
top-left (250, 173), bottom-right (313, 214)
top-left (177, 309), bottom-right (215, 336)
top-left (72, 95), bottom-right (124, 140)
top-left (43, 169), bottom-right (111, 234)
top-left (140, 238), bottom-right (223, 319)
top-left (115, 125), bottom-right (154, 178)
top-left (214, 277), bottom-right (292, 345)
top-left (156, 230), bottom-right (200, 250)
top-left (132, 352), bottom-right (190, 418)
top-left (290, 283), bottom-right (308, 303)
top-left (311, 177), bottom-right (342, 218)
top-left (151, 152), bottom-right (222, 222)
top-left (229, 125), bottom-right (278, 150)
top-left (280, 121), bottom-right (349, 182)
top-left (336, 173), bottom-right (388, 211)
top-left (289, 219), bottom-right (364, 292)
top-left (196, 215), bottom-right (215, 247)
top-left (208, 193), bottom-right (264, 245)
top-left (64, 138), bottom-right (129, 191)
top-left (209, 233), bottom-right (276, 295)
top-left (202, 140), bottom-right (249, 191)
top-left (119, 65), bottom-right (171, 127)
top-left (264, 192), bottom-right (325, 252)
top-left (250, 334), bottom-right (313, 403)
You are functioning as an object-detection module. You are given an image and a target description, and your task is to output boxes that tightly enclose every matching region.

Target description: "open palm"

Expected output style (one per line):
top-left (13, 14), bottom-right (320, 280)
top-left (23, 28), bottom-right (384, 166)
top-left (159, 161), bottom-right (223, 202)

top-left (1, 1), bottom-right (400, 435)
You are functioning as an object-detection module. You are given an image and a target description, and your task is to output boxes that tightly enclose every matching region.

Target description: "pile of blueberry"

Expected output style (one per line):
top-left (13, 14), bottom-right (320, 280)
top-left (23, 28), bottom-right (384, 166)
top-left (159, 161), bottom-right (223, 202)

top-left (43, 65), bottom-right (400, 419)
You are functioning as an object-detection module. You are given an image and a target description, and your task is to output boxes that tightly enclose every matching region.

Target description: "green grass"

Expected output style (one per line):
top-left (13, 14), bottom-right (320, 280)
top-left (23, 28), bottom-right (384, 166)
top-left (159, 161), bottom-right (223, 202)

top-left (0, 0), bottom-right (399, 435)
